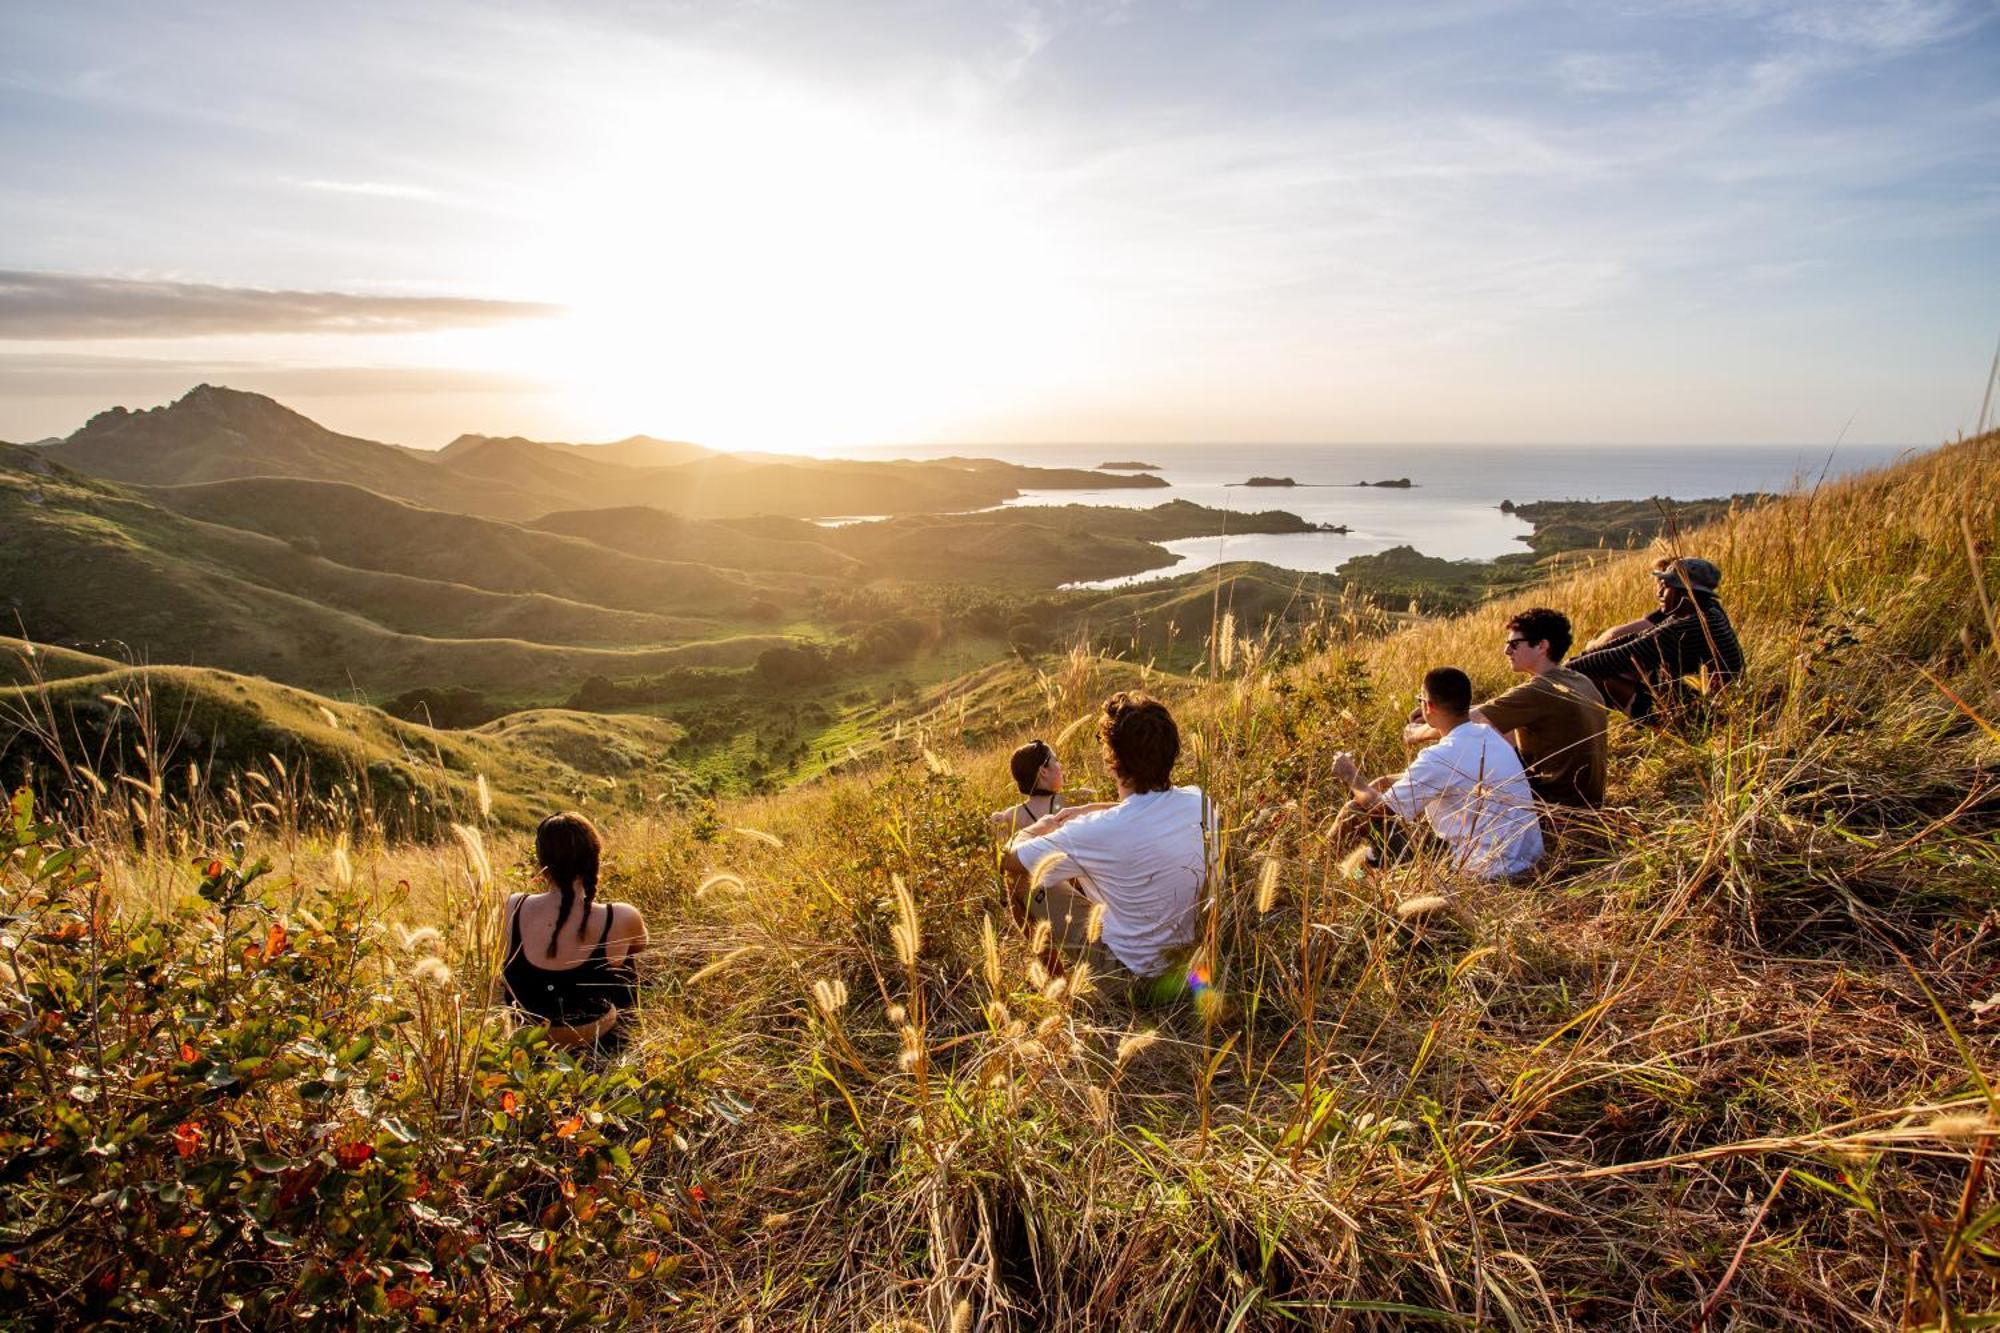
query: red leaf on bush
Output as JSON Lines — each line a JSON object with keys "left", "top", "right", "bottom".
{"left": 204, "top": 860, "right": 224, "bottom": 879}
{"left": 173, "top": 1120, "right": 203, "bottom": 1158}
{"left": 560, "top": 1178, "right": 577, "bottom": 1200}
{"left": 262, "top": 922, "right": 287, "bottom": 960}
{"left": 180, "top": 1042, "right": 197, "bottom": 1063}
{"left": 556, "top": 1115, "right": 582, "bottom": 1139}
{"left": 501, "top": 1090, "right": 517, "bottom": 1114}
{"left": 336, "top": 1141, "right": 374, "bottom": 1169}
{"left": 688, "top": 1184, "right": 707, "bottom": 1205}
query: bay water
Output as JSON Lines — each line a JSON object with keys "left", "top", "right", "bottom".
{"left": 850, "top": 441, "right": 1918, "bottom": 586}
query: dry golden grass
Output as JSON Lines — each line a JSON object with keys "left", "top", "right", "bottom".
{"left": 14, "top": 432, "right": 1998, "bottom": 1328}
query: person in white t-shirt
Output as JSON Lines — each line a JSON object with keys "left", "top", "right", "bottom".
{"left": 1002, "top": 691, "right": 1213, "bottom": 982}
{"left": 1330, "top": 666, "right": 1543, "bottom": 882}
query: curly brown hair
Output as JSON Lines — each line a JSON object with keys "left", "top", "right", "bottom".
{"left": 1098, "top": 690, "right": 1179, "bottom": 794}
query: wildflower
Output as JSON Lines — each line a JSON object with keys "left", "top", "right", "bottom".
{"left": 886, "top": 1003, "right": 907, "bottom": 1026}
{"left": 1027, "top": 959, "right": 1049, "bottom": 991}
{"left": 1042, "top": 976, "right": 1068, "bottom": 1002}
{"left": 397, "top": 925, "right": 442, "bottom": 954}
{"left": 173, "top": 1120, "right": 203, "bottom": 1158}
{"left": 1067, "top": 960, "right": 1095, "bottom": 1000}
{"left": 1396, "top": 895, "right": 1450, "bottom": 920}
{"left": 331, "top": 834, "right": 354, "bottom": 889}
{"left": 475, "top": 772, "right": 492, "bottom": 819}
{"left": 1085, "top": 901, "right": 1105, "bottom": 945}
{"left": 731, "top": 826, "right": 784, "bottom": 849}
{"left": 984, "top": 1000, "right": 1010, "bottom": 1028}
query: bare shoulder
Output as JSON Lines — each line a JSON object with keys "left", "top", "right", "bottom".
{"left": 608, "top": 900, "right": 649, "bottom": 939}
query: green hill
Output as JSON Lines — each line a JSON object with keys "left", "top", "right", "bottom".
{"left": 139, "top": 475, "right": 785, "bottom": 614}
{"left": 529, "top": 505, "right": 862, "bottom": 577}
{"left": 0, "top": 456, "right": 790, "bottom": 697}
{"left": 47, "top": 384, "right": 547, "bottom": 517}
{"left": 0, "top": 641, "right": 697, "bottom": 831}
{"left": 45, "top": 385, "right": 1170, "bottom": 522}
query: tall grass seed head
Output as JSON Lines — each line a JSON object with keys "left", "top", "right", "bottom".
{"left": 1256, "top": 856, "right": 1281, "bottom": 913}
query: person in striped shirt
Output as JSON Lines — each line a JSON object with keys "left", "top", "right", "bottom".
{"left": 1569, "top": 556, "right": 1744, "bottom": 725}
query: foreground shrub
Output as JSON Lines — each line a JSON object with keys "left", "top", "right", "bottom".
{"left": 0, "top": 789, "right": 702, "bottom": 1327}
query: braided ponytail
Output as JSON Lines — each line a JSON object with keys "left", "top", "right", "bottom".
{"left": 534, "top": 812, "right": 604, "bottom": 961}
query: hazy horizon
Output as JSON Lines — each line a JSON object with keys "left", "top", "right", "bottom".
{"left": 4, "top": 1, "right": 1997, "bottom": 451}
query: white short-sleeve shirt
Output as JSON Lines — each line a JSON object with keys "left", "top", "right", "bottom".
{"left": 1009, "top": 786, "right": 1212, "bottom": 977}
{"left": 1381, "top": 721, "right": 1543, "bottom": 879}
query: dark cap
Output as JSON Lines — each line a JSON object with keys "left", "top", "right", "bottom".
{"left": 1651, "top": 556, "right": 1721, "bottom": 594}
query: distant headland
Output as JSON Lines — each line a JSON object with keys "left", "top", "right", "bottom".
{"left": 1353, "top": 477, "right": 1414, "bottom": 488}
{"left": 1098, "top": 460, "right": 1162, "bottom": 471}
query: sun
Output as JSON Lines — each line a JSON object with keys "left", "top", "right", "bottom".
{"left": 437, "top": 55, "right": 1106, "bottom": 453}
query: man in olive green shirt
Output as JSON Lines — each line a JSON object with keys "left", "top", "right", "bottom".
{"left": 1404, "top": 607, "right": 1608, "bottom": 808}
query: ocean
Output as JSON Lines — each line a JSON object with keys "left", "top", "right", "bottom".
{"left": 848, "top": 441, "right": 1919, "bottom": 586}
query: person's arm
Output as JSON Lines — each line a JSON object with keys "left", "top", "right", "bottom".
{"left": 610, "top": 902, "right": 649, "bottom": 965}
{"left": 1330, "top": 752, "right": 1392, "bottom": 812}
{"left": 1576, "top": 616, "right": 1656, "bottom": 652}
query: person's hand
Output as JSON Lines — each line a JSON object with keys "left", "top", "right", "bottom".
{"left": 1021, "top": 813, "right": 1063, "bottom": 839}
{"left": 1401, "top": 721, "right": 1433, "bottom": 747}
{"left": 1330, "top": 751, "right": 1360, "bottom": 786}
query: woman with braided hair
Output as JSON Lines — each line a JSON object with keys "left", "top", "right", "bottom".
{"left": 500, "top": 812, "right": 649, "bottom": 1051}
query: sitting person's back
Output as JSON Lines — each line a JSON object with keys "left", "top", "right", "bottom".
{"left": 1332, "top": 667, "right": 1543, "bottom": 881}
{"left": 1005, "top": 692, "right": 1210, "bottom": 980}
{"left": 1381, "top": 716, "right": 1543, "bottom": 879}
{"left": 501, "top": 812, "right": 648, "bottom": 1050}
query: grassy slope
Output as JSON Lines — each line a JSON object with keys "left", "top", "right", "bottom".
{"left": 528, "top": 505, "right": 863, "bottom": 578}
{"left": 139, "top": 476, "right": 788, "bottom": 613}
{"left": 0, "top": 644, "right": 695, "bottom": 832}
{"left": 0, "top": 462, "right": 792, "bottom": 696}
{"left": 10, "top": 436, "right": 1996, "bottom": 1326}
{"left": 582, "top": 431, "right": 1996, "bottom": 1327}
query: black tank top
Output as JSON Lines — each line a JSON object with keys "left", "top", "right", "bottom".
{"left": 502, "top": 900, "right": 638, "bottom": 1027}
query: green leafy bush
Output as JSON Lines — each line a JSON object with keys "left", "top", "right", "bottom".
{"left": 0, "top": 788, "right": 701, "bottom": 1326}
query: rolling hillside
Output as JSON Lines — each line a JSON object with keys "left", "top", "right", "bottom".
{"left": 46, "top": 385, "right": 1167, "bottom": 521}
{"left": 0, "top": 451, "right": 791, "bottom": 696}
{"left": 0, "top": 638, "right": 696, "bottom": 830}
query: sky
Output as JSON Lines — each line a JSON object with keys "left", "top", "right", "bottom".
{"left": 1, "top": 0, "right": 1997, "bottom": 452}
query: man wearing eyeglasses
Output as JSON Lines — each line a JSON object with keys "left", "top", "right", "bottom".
{"left": 1403, "top": 607, "right": 1608, "bottom": 808}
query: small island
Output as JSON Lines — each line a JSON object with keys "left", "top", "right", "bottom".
{"left": 1353, "top": 477, "right": 1414, "bottom": 488}
{"left": 1242, "top": 476, "right": 1297, "bottom": 487}
{"left": 1098, "top": 460, "right": 1162, "bottom": 471}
